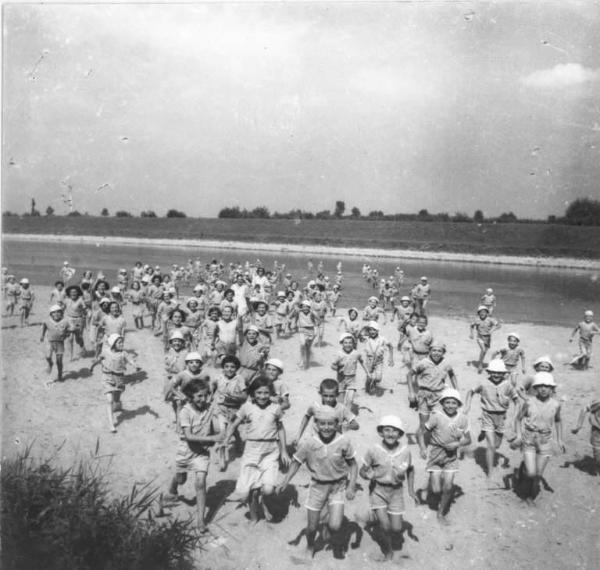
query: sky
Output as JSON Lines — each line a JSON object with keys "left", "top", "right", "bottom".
{"left": 2, "top": 1, "right": 600, "bottom": 218}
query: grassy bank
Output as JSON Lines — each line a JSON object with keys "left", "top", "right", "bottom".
{"left": 3, "top": 216, "right": 600, "bottom": 258}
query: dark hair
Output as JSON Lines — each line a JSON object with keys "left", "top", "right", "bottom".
{"left": 182, "top": 377, "right": 210, "bottom": 399}
{"left": 247, "top": 374, "right": 274, "bottom": 396}
{"left": 319, "top": 378, "right": 339, "bottom": 393}
{"left": 171, "top": 309, "right": 186, "bottom": 322}
{"left": 80, "top": 282, "right": 90, "bottom": 290}
{"left": 54, "top": 280, "right": 64, "bottom": 287}
{"left": 221, "top": 355, "right": 241, "bottom": 369}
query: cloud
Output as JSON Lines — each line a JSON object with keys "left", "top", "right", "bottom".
{"left": 521, "top": 63, "right": 599, "bottom": 88}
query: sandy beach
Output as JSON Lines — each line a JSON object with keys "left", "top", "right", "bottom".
{"left": 5, "top": 233, "right": 600, "bottom": 271}
{"left": 2, "top": 284, "right": 599, "bottom": 569}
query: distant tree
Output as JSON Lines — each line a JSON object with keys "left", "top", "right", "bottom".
{"left": 2, "top": 211, "right": 17, "bottom": 216}
{"left": 547, "top": 214, "right": 557, "bottom": 223}
{"left": 315, "top": 210, "right": 331, "bottom": 219}
{"left": 303, "top": 211, "right": 315, "bottom": 219}
{"left": 436, "top": 212, "right": 450, "bottom": 222}
{"left": 334, "top": 201, "right": 346, "bottom": 218}
{"left": 67, "top": 210, "right": 82, "bottom": 217}
{"left": 250, "top": 206, "right": 270, "bottom": 219}
{"left": 115, "top": 210, "right": 133, "bottom": 218}
{"left": 497, "top": 211, "right": 518, "bottom": 223}
{"left": 418, "top": 209, "right": 429, "bottom": 218}
{"left": 101, "top": 208, "right": 109, "bottom": 216}
{"left": 140, "top": 210, "right": 157, "bottom": 218}
{"left": 368, "top": 210, "right": 384, "bottom": 219}
{"left": 473, "top": 209, "right": 484, "bottom": 223}
{"left": 166, "top": 209, "right": 186, "bottom": 218}
{"left": 218, "top": 206, "right": 242, "bottom": 218}
{"left": 564, "top": 198, "right": 600, "bottom": 226}
{"left": 351, "top": 207, "right": 361, "bottom": 218}
{"left": 452, "top": 212, "right": 472, "bottom": 222}
{"left": 45, "top": 206, "right": 55, "bottom": 216}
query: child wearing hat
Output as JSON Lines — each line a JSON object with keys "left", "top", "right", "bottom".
{"left": 277, "top": 406, "right": 357, "bottom": 559}
{"left": 418, "top": 388, "right": 471, "bottom": 524}
{"left": 90, "top": 333, "right": 140, "bottom": 432}
{"left": 238, "top": 325, "right": 269, "bottom": 384}
{"left": 40, "top": 304, "right": 71, "bottom": 383}
{"left": 360, "top": 415, "right": 417, "bottom": 561}
{"left": 310, "top": 291, "right": 328, "bottom": 347}
{"left": 164, "top": 330, "right": 188, "bottom": 414}
{"left": 18, "top": 278, "right": 35, "bottom": 327}
{"left": 331, "top": 333, "right": 370, "bottom": 407}
{"left": 391, "top": 296, "right": 415, "bottom": 351}
{"left": 464, "top": 359, "right": 519, "bottom": 480}
{"left": 480, "top": 288, "right": 497, "bottom": 315}
{"left": 4, "top": 275, "right": 20, "bottom": 316}
{"left": 470, "top": 306, "right": 501, "bottom": 374}
{"left": 492, "top": 332, "right": 526, "bottom": 387}
{"left": 337, "top": 307, "right": 363, "bottom": 344}
{"left": 411, "top": 277, "right": 431, "bottom": 317}
{"left": 514, "top": 372, "right": 565, "bottom": 504}
{"left": 214, "top": 305, "right": 240, "bottom": 360}
{"left": 211, "top": 355, "right": 248, "bottom": 470}
{"left": 571, "top": 399, "right": 600, "bottom": 476}
{"left": 199, "top": 306, "right": 220, "bottom": 365}
{"left": 363, "top": 296, "right": 386, "bottom": 324}
{"left": 569, "top": 310, "right": 599, "bottom": 370}
{"left": 49, "top": 280, "right": 66, "bottom": 309}
{"left": 264, "top": 358, "right": 291, "bottom": 410}
{"left": 64, "top": 284, "right": 87, "bottom": 359}
{"left": 293, "top": 300, "right": 320, "bottom": 370}
{"left": 363, "top": 321, "right": 394, "bottom": 395}
{"left": 90, "top": 298, "right": 111, "bottom": 359}
{"left": 273, "top": 291, "right": 291, "bottom": 338}
{"left": 126, "top": 280, "right": 146, "bottom": 330}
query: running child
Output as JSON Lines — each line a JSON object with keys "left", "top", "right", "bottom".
{"left": 294, "top": 300, "right": 319, "bottom": 370}
{"left": 360, "top": 415, "right": 417, "bottom": 561}
{"left": 18, "top": 278, "right": 35, "bottom": 327}
{"left": 292, "top": 378, "right": 359, "bottom": 447}
{"left": 417, "top": 388, "right": 471, "bottom": 525}
{"left": 311, "top": 291, "right": 328, "bottom": 346}
{"left": 219, "top": 376, "right": 291, "bottom": 522}
{"left": 90, "top": 333, "right": 140, "bottom": 433}
{"left": 199, "top": 307, "right": 220, "bottom": 365}
{"left": 263, "top": 357, "right": 291, "bottom": 411}
{"left": 238, "top": 325, "right": 269, "bottom": 384}
{"left": 165, "top": 377, "right": 222, "bottom": 533}
{"left": 337, "top": 307, "right": 362, "bottom": 345}
{"left": 464, "top": 359, "right": 519, "bottom": 480}
{"left": 277, "top": 407, "right": 358, "bottom": 559}
{"left": 480, "top": 288, "right": 497, "bottom": 315}
{"left": 470, "top": 306, "right": 501, "bottom": 373}
{"left": 363, "top": 322, "right": 394, "bottom": 395}
{"left": 492, "top": 332, "right": 526, "bottom": 386}
{"left": 40, "top": 304, "right": 71, "bottom": 384}
{"left": 331, "top": 332, "right": 370, "bottom": 408}
{"left": 392, "top": 296, "right": 415, "bottom": 351}
{"left": 513, "top": 372, "right": 565, "bottom": 504}
{"left": 164, "top": 330, "right": 188, "bottom": 421}
{"left": 273, "top": 291, "right": 291, "bottom": 338}
{"left": 5, "top": 275, "right": 19, "bottom": 316}
{"left": 127, "top": 280, "right": 145, "bottom": 330}
{"left": 49, "top": 280, "right": 66, "bottom": 309}
{"left": 571, "top": 399, "right": 600, "bottom": 476}
{"left": 568, "top": 310, "right": 599, "bottom": 370}
{"left": 214, "top": 305, "right": 240, "bottom": 360}
{"left": 363, "top": 296, "right": 385, "bottom": 324}
{"left": 64, "top": 285, "right": 87, "bottom": 359}
{"left": 406, "top": 315, "right": 433, "bottom": 387}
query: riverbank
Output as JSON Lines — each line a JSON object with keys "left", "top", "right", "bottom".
{"left": 4, "top": 232, "right": 600, "bottom": 270}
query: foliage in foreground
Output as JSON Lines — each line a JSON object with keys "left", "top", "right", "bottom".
{"left": 1, "top": 445, "right": 198, "bottom": 570}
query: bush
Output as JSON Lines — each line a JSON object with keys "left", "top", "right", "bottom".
{"left": 1, "top": 445, "right": 199, "bottom": 570}
{"left": 115, "top": 210, "right": 133, "bottom": 218}
{"left": 564, "top": 198, "right": 600, "bottom": 226}
{"left": 166, "top": 209, "right": 186, "bottom": 218}
{"left": 101, "top": 208, "right": 109, "bottom": 216}
{"left": 141, "top": 210, "right": 157, "bottom": 218}
{"left": 2, "top": 211, "right": 18, "bottom": 216}
{"left": 496, "top": 211, "right": 517, "bottom": 223}
{"left": 452, "top": 212, "right": 472, "bottom": 223}
{"left": 67, "top": 210, "right": 82, "bottom": 217}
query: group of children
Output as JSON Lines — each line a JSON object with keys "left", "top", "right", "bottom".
{"left": 4, "top": 256, "right": 599, "bottom": 561}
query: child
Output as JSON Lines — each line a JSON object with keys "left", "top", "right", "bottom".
{"left": 569, "top": 310, "right": 599, "bottom": 370}
{"left": 96, "top": 301, "right": 126, "bottom": 349}
{"left": 392, "top": 296, "right": 415, "bottom": 351}
{"left": 571, "top": 399, "right": 600, "bottom": 476}
{"left": 363, "top": 296, "right": 385, "bottom": 324}
{"left": 263, "top": 357, "right": 291, "bottom": 410}
{"left": 331, "top": 333, "right": 370, "bottom": 408}
{"left": 277, "top": 408, "right": 358, "bottom": 559}
{"left": 214, "top": 305, "right": 240, "bottom": 360}
{"left": 480, "top": 288, "right": 497, "bottom": 315}
{"left": 470, "top": 306, "right": 501, "bottom": 373}
{"left": 40, "top": 304, "right": 70, "bottom": 383}
{"left": 165, "top": 377, "right": 222, "bottom": 533}
{"left": 492, "top": 332, "right": 526, "bottom": 386}
{"left": 464, "top": 359, "right": 519, "bottom": 480}
{"left": 248, "top": 301, "right": 273, "bottom": 346}
{"left": 182, "top": 297, "right": 203, "bottom": 350}
{"left": 238, "top": 325, "right": 269, "bottom": 384}
{"left": 514, "top": 372, "right": 565, "bottom": 504}
{"left": 127, "top": 280, "right": 145, "bottom": 330}
{"left": 273, "top": 291, "right": 290, "bottom": 338}
{"left": 220, "top": 288, "right": 238, "bottom": 317}
{"left": 64, "top": 285, "right": 87, "bottom": 359}
{"left": 156, "top": 290, "right": 178, "bottom": 343}
{"left": 417, "top": 388, "right": 471, "bottom": 524}
{"left": 411, "top": 276, "right": 431, "bottom": 317}
{"left": 90, "top": 334, "right": 140, "bottom": 432}
{"left": 199, "top": 307, "right": 220, "bottom": 365}
{"left": 165, "top": 352, "right": 209, "bottom": 432}
{"left": 363, "top": 322, "right": 394, "bottom": 395}
{"left": 49, "top": 280, "right": 66, "bottom": 309}
{"left": 337, "top": 307, "right": 362, "bottom": 344}
{"left": 327, "top": 284, "right": 341, "bottom": 317}
{"left": 164, "top": 331, "right": 188, "bottom": 415}
{"left": 219, "top": 376, "right": 291, "bottom": 522}
{"left": 294, "top": 300, "right": 320, "bottom": 370}
{"left": 164, "top": 309, "right": 192, "bottom": 352}
{"left": 91, "top": 298, "right": 111, "bottom": 359}
{"left": 410, "top": 343, "right": 457, "bottom": 440}
{"left": 360, "top": 415, "right": 417, "bottom": 561}
{"left": 18, "top": 278, "right": 35, "bottom": 327}
{"left": 4, "top": 275, "right": 19, "bottom": 316}
{"left": 211, "top": 355, "right": 248, "bottom": 470}
{"left": 292, "top": 378, "right": 358, "bottom": 447}
{"left": 311, "top": 291, "right": 328, "bottom": 346}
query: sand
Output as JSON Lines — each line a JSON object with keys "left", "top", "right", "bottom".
{"left": 2, "top": 287, "right": 599, "bottom": 569}
{"left": 5, "top": 233, "right": 600, "bottom": 270}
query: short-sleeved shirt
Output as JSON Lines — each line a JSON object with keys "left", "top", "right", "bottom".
{"left": 577, "top": 321, "right": 600, "bottom": 342}
{"left": 100, "top": 315, "right": 126, "bottom": 338}
{"left": 236, "top": 401, "right": 282, "bottom": 440}
{"left": 164, "top": 348, "right": 187, "bottom": 376}
{"left": 472, "top": 317, "right": 498, "bottom": 336}
{"left": 407, "top": 327, "right": 433, "bottom": 354}
{"left": 476, "top": 380, "right": 518, "bottom": 412}
{"left": 45, "top": 317, "right": 70, "bottom": 342}
{"left": 64, "top": 297, "right": 86, "bottom": 319}
{"left": 294, "top": 433, "right": 356, "bottom": 481}
{"left": 395, "top": 305, "right": 414, "bottom": 327}
{"left": 414, "top": 357, "right": 453, "bottom": 391}
{"left": 102, "top": 350, "right": 130, "bottom": 375}
{"left": 522, "top": 396, "right": 560, "bottom": 434}
{"left": 272, "top": 379, "right": 289, "bottom": 399}
{"left": 362, "top": 444, "right": 412, "bottom": 484}
{"left": 332, "top": 349, "right": 362, "bottom": 376}
{"left": 425, "top": 410, "right": 470, "bottom": 448}
{"left": 179, "top": 403, "right": 216, "bottom": 454}
{"left": 364, "top": 336, "right": 389, "bottom": 362}
{"left": 496, "top": 347, "right": 525, "bottom": 368}
{"left": 217, "top": 318, "right": 238, "bottom": 344}
{"left": 305, "top": 401, "right": 355, "bottom": 434}
{"left": 172, "top": 370, "right": 209, "bottom": 394}
{"left": 214, "top": 374, "right": 247, "bottom": 407}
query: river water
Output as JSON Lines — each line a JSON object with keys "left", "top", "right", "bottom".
{"left": 2, "top": 239, "right": 598, "bottom": 327}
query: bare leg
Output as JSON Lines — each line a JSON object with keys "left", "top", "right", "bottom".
{"left": 106, "top": 394, "right": 117, "bottom": 432}
{"left": 195, "top": 472, "right": 208, "bottom": 532}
